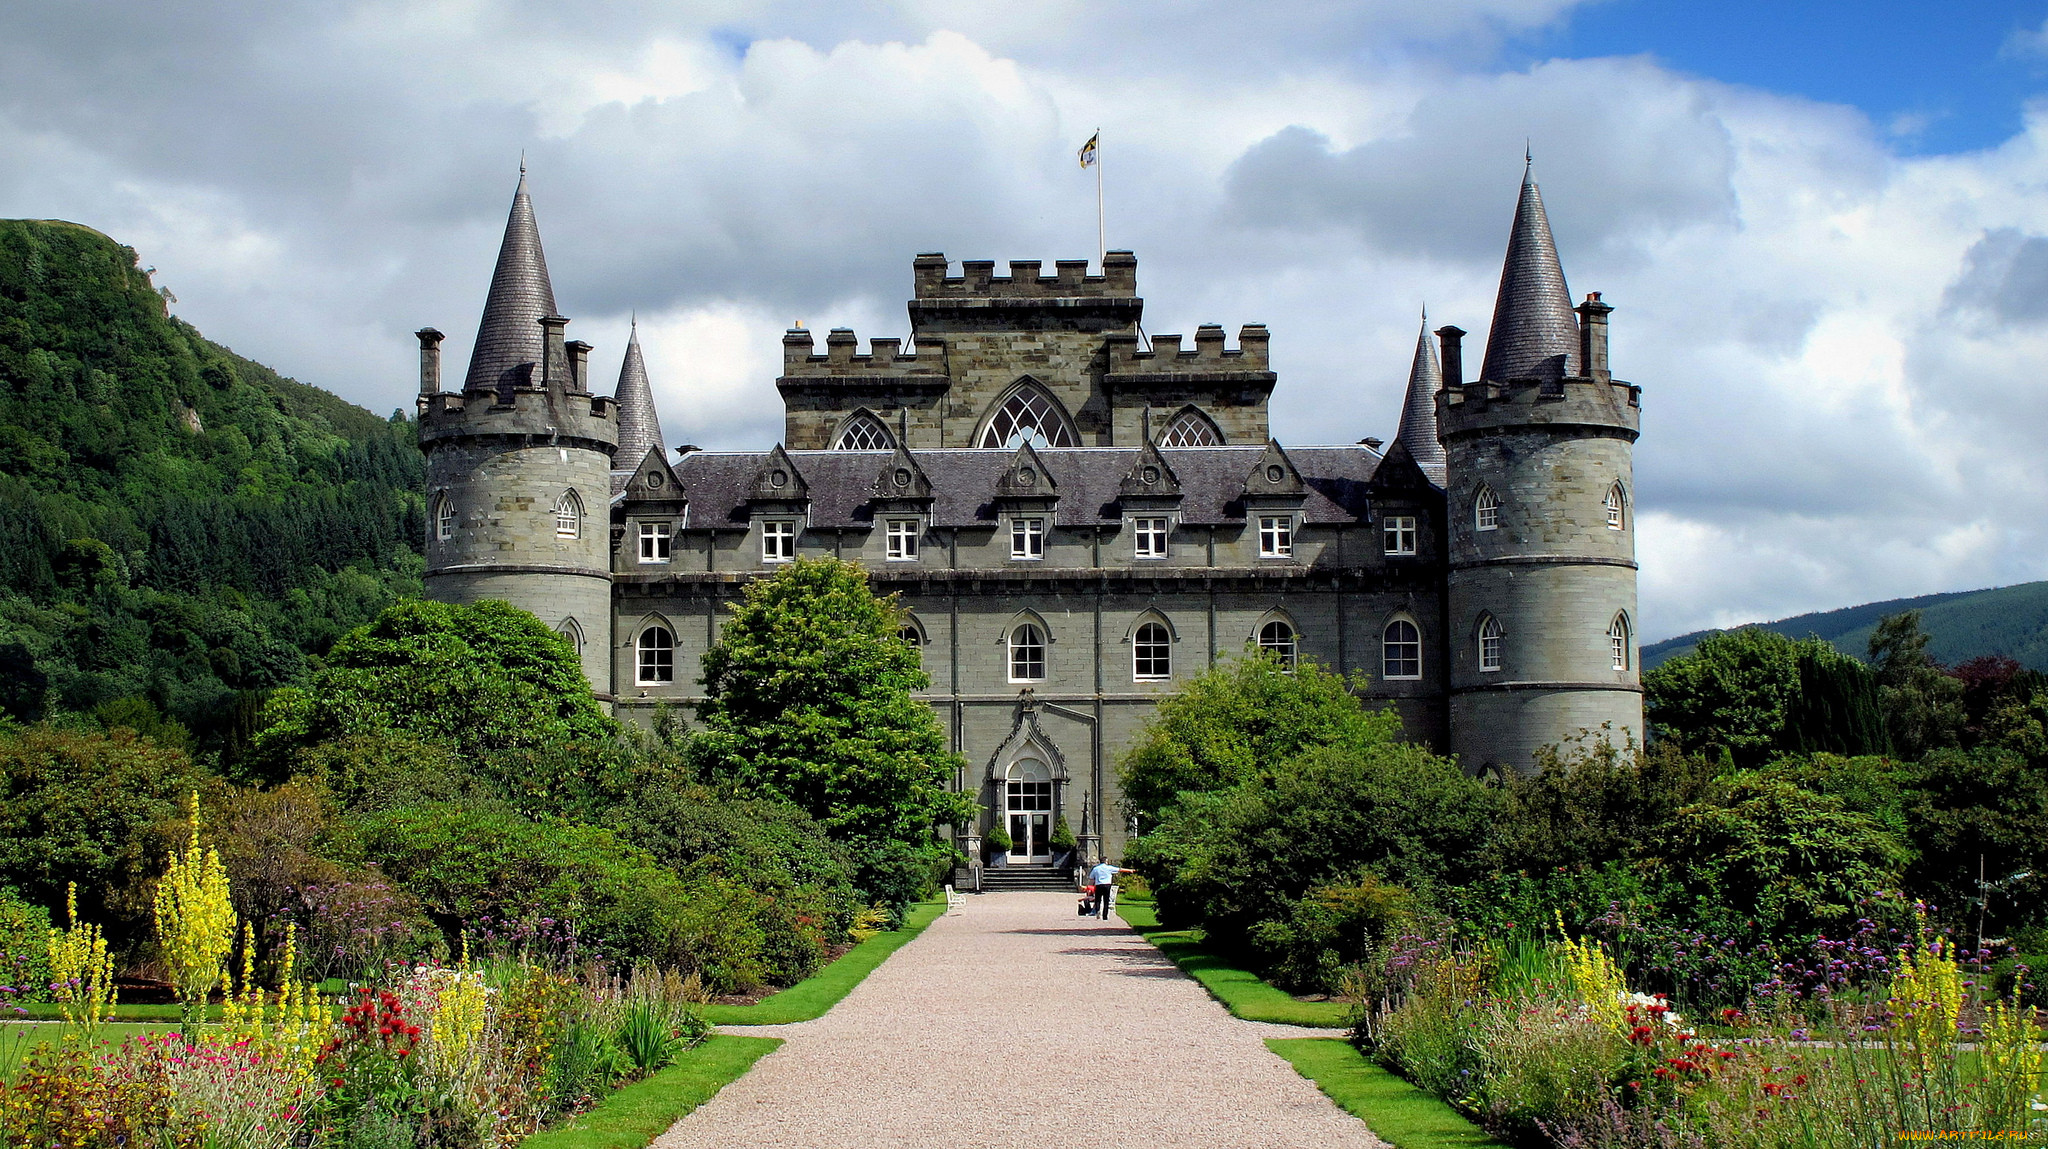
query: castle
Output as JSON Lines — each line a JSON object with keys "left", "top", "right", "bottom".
{"left": 414, "top": 163, "right": 1643, "bottom": 864}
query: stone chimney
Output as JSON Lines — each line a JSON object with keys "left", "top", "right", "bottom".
{"left": 1575, "top": 293, "right": 1612, "bottom": 380}
{"left": 416, "top": 328, "right": 444, "bottom": 396}
{"left": 1436, "top": 325, "right": 1466, "bottom": 389}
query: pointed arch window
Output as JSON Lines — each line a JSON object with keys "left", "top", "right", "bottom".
{"left": 434, "top": 495, "right": 455, "bottom": 541}
{"left": 980, "top": 383, "right": 1079, "bottom": 449}
{"left": 556, "top": 618, "right": 584, "bottom": 657}
{"left": 554, "top": 490, "right": 583, "bottom": 539}
{"left": 1475, "top": 485, "right": 1499, "bottom": 532}
{"left": 1477, "top": 614, "right": 1503, "bottom": 673}
{"left": 1604, "top": 482, "right": 1627, "bottom": 531}
{"left": 1256, "top": 620, "right": 1298, "bottom": 669}
{"left": 1383, "top": 618, "right": 1422, "bottom": 680}
{"left": 1009, "top": 622, "right": 1047, "bottom": 682}
{"left": 1133, "top": 621, "right": 1171, "bottom": 681}
{"left": 1157, "top": 406, "right": 1223, "bottom": 447}
{"left": 834, "top": 413, "right": 895, "bottom": 451}
{"left": 1609, "top": 613, "right": 1631, "bottom": 671}
{"left": 637, "top": 625, "right": 674, "bottom": 684}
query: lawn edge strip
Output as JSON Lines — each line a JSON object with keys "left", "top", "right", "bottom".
{"left": 1116, "top": 900, "right": 1349, "bottom": 1028}
{"left": 1265, "top": 1037, "right": 1507, "bottom": 1149}
{"left": 702, "top": 900, "right": 944, "bottom": 1026}
{"left": 522, "top": 1034, "right": 782, "bottom": 1149}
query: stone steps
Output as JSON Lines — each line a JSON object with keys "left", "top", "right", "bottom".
{"left": 972, "top": 865, "right": 1080, "bottom": 893}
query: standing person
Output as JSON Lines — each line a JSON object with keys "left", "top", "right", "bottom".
{"left": 1087, "top": 858, "right": 1132, "bottom": 921}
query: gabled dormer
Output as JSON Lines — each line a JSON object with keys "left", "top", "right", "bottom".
{"left": 1117, "top": 438, "right": 1183, "bottom": 508}
{"left": 747, "top": 444, "right": 810, "bottom": 507}
{"left": 994, "top": 440, "right": 1059, "bottom": 509}
{"left": 1240, "top": 439, "right": 1306, "bottom": 506}
{"left": 620, "top": 446, "right": 685, "bottom": 506}
{"left": 870, "top": 444, "right": 934, "bottom": 509}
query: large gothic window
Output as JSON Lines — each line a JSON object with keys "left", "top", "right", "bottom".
{"left": 554, "top": 490, "right": 583, "bottom": 539}
{"left": 1157, "top": 406, "right": 1223, "bottom": 447}
{"left": 834, "top": 413, "right": 895, "bottom": 450}
{"left": 979, "top": 383, "right": 1079, "bottom": 449}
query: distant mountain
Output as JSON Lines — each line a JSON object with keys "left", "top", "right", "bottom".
{"left": 1642, "top": 581, "right": 2048, "bottom": 670}
{"left": 0, "top": 218, "right": 424, "bottom": 757}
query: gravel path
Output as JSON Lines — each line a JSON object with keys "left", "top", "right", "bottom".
{"left": 652, "top": 892, "right": 1385, "bottom": 1149}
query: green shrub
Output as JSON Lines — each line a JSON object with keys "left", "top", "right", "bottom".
{"left": 1248, "top": 875, "right": 1414, "bottom": 994}
{"left": 0, "top": 885, "right": 53, "bottom": 1005}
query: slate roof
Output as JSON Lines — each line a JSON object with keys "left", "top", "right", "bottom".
{"left": 614, "top": 322, "right": 667, "bottom": 462}
{"left": 659, "top": 445, "right": 1386, "bottom": 529}
{"left": 1395, "top": 314, "right": 1448, "bottom": 484}
{"left": 463, "top": 171, "right": 558, "bottom": 393}
{"left": 1478, "top": 163, "right": 1578, "bottom": 383}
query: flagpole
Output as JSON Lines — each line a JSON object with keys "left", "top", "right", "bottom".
{"left": 1095, "top": 127, "right": 1105, "bottom": 269}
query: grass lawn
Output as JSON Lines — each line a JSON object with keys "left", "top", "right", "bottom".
{"left": 522, "top": 1035, "right": 781, "bottom": 1149}
{"left": 1116, "top": 900, "right": 1350, "bottom": 1028}
{"left": 12, "top": 1003, "right": 212, "bottom": 1022}
{"left": 0, "top": 1022, "right": 183, "bottom": 1071}
{"left": 1267, "top": 1037, "right": 1506, "bottom": 1149}
{"left": 702, "top": 900, "right": 944, "bottom": 1026}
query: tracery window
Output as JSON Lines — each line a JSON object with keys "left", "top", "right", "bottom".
{"left": 1157, "top": 407, "right": 1223, "bottom": 447}
{"left": 1609, "top": 613, "right": 1631, "bottom": 671}
{"left": 434, "top": 495, "right": 455, "bottom": 541}
{"left": 1475, "top": 485, "right": 1499, "bottom": 532}
{"left": 1009, "top": 623, "right": 1047, "bottom": 682}
{"left": 834, "top": 413, "right": 895, "bottom": 450}
{"left": 1256, "top": 620, "right": 1298, "bottom": 669}
{"left": 554, "top": 491, "right": 582, "bottom": 539}
{"left": 1383, "top": 618, "right": 1422, "bottom": 680}
{"left": 1605, "top": 483, "right": 1627, "bottom": 531}
{"left": 1133, "top": 621, "right": 1171, "bottom": 681}
{"left": 1478, "top": 615, "right": 1502, "bottom": 673}
{"left": 637, "top": 626, "right": 674, "bottom": 684}
{"left": 979, "top": 384, "right": 1079, "bottom": 449}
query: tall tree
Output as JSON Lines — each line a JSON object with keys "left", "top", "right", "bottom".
{"left": 1869, "top": 610, "right": 1965, "bottom": 760}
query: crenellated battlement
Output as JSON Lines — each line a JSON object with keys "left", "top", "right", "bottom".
{"left": 417, "top": 386, "right": 618, "bottom": 451}
{"left": 912, "top": 251, "right": 1139, "bottom": 298}
{"left": 1105, "top": 324, "right": 1271, "bottom": 373}
{"left": 1437, "top": 375, "right": 1640, "bottom": 440}
{"left": 780, "top": 327, "right": 947, "bottom": 377}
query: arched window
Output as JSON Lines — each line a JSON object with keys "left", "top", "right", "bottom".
{"left": 434, "top": 495, "right": 455, "bottom": 541}
{"left": 1477, "top": 614, "right": 1502, "bottom": 673}
{"left": 1604, "top": 482, "right": 1626, "bottom": 531}
{"left": 979, "top": 383, "right": 1079, "bottom": 449}
{"left": 1609, "top": 613, "right": 1631, "bottom": 671}
{"left": 834, "top": 412, "right": 895, "bottom": 450}
{"left": 1133, "top": 621, "right": 1171, "bottom": 681}
{"left": 1474, "top": 485, "right": 1499, "bottom": 532}
{"left": 554, "top": 490, "right": 583, "bottom": 539}
{"left": 1008, "top": 622, "right": 1047, "bottom": 682}
{"left": 636, "top": 626, "right": 674, "bottom": 684}
{"left": 1383, "top": 618, "right": 1422, "bottom": 680}
{"left": 1157, "top": 406, "right": 1223, "bottom": 447}
{"left": 1256, "top": 620, "right": 1298, "bottom": 669}
{"left": 556, "top": 618, "right": 584, "bottom": 657}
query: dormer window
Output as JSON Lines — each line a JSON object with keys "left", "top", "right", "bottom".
{"left": 886, "top": 519, "right": 921, "bottom": 561}
{"left": 638, "top": 522, "right": 671, "bottom": 564}
{"left": 1383, "top": 515, "right": 1418, "bottom": 555}
{"left": 1010, "top": 517, "right": 1045, "bottom": 560}
{"left": 762, "top": 521, "right": 796, "bottom": 563}
{"left": 1258, "top": 516, "right": 1292, "bottom": 559}
{"left": 1132, "top": 517, "right": 1169, "bottom": 560}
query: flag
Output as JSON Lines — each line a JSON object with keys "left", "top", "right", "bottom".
{"left": 1078, "top": 132, "right": 1098, "bottom": 168}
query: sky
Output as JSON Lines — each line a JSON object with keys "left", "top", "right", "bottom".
{"left": 6, "top": 0, "right": 2048, "bottom": 642}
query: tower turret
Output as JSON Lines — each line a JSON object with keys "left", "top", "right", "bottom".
{"left": 614, "top": 319, "right": 668, "bottom": 463}
{"left": 1393, "top": 310, "right": 1447, "bottom": 486}
{"left": 416, "top": 170, "right": 619, "bottom": 699}
{"left": 1439, "top": 162, "right": 1643, "bottom": 774}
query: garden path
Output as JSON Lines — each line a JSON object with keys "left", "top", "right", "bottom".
{"left": 652, "top": 892, "right": 1385, "bottom": 1149}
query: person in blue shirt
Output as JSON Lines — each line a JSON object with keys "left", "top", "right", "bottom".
{"left": 1086, "top": 858, "right": 1133, "bottom": 920}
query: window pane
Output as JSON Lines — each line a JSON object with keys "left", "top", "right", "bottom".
{"left": 1134, "top": 622, "right": 1170, "bottom": 679}
{"left": 1384, "top": 619, "right": 1421, "bottom": 678}
{"left": 1010, "top": 623, "right": 1046, "bottom": 681}
{"left": 1157, "top": 408, "right": 1222, "bottom": 447}
{"left": 1257, "top": 621, "right": 1297, "bottom": 669}
{"left": 980, "top": 385, "right": 1079, "bottom": 449}
{"left": 835, "top": 415, "right": 895, "bottom": 450}
{"left": 637, "top": 626, "right": 675, "bottom": 684}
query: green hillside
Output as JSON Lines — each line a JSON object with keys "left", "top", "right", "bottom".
{"left": 1643, "top": 580, "right": 2048, "bottom": 670}
{"left": 0, "top": 218, "right": 424, "bottom": 764}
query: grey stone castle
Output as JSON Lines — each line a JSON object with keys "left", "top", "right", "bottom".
{"left": 415, "top": 164, "right": 1644, "bottom": 863}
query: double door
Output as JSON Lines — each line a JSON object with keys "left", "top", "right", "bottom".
{"left": 1006, "top": 779, "right": 1053, "bottom": 860}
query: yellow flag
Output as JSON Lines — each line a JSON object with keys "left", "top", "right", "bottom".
{"left": 1078, "top": 132, "right": 1099, "bottom": 168}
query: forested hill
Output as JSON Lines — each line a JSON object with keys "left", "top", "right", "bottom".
{"left": 1643, "top": 580, "right": 2048, "bottom": 670}
{"left": 0, "top": 218, "right": 425, "bottom": 765}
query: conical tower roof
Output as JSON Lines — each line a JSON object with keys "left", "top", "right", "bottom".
{"left": 463, "top": 169, "right": 559, "bottom": 393}
{"left": 1478, "top": 160, "right": 1577, "bottom": 383}
{"left": 1395, "top": 312, "right": 1447, "bottom": 483}
{"left": 614, "top": 320, "right": 668, "bottom": 462}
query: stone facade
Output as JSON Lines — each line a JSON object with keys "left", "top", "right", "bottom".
{"left": 417, "top": 166, "right": 1646, "bottom": 867}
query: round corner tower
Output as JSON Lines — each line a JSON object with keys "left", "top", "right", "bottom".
{"left": 1440, "top": 166, "right": 1643, "bottom": 775}
{"left": 415, "top": 173, "right": 618, "bottom": 700}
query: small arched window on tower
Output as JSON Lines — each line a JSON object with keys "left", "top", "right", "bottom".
{"left": 834, "top": 412, "right": 895, "bottom": 451}
{"left": 1133, "top": 621, "right": 1171, "bottom": 681}
{"left": 1009, "top": 622, "right": 1047, "bottom": 683}
{"left": 434, "top": 494, "right": 455, "bottom": 542}
{"left": 1383, "top": 618, "right": 1422, "bottom": 680}
{"left": 1604, "top": 482, "right": 1627, "bottom": 531}
{"left": 555, "top": 618, "right": 584, "bottom": 658}
{"left": 637, "top": 626, "right": 675, "bottom": 685}
{"left": 1609, "top": 613, "right": 1631, "bottom": 671}
{"left": 1256, "top": 620, "right": 1298, "bottom": 670}
{"left": 1157, "top": 406, "right": 1224, "bottom": 447}
{"left": 980, "top": 383, "right": 1079, "bottom": 449}
{"left": 1474, "top": 485, "right": 1499, "bottom": 532}
{"left": 1477, "top": 614, "right": 1503, "bottom": 673}
{"left": 554, "top": 490, "right": 583, "bottom": 539}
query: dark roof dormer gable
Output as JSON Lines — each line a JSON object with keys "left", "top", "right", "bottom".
{"left": 1241, "top": 440, "right": 1307, "bottom": 505}
{"left": 1118, "top": 438, "right": 1183, "bottom": 505}
{"left": 994, "top": 440, "right": 1060, "bottom": 507}
{"left": 622, "top": 445, "right": 685, "bottom": 505}
{"left": 747, "top": 444, "right": 810, "bottom": 505}
{"left": 870, "top": 444, "right": 934, "bottom": 506}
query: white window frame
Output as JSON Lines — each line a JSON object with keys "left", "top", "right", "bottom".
{"left": 1478, "top": 615, "right": 1502, "bottom": 673}
{"left": 1008, "top": 622, "right": 1047, "bottom": 682}
{"left": 636, "top": 626, "right": 675, "bottom": 685}
{"left": 554, "top": 492, "right": 582, "bottom": 539}
{"left": 1256, "top": 620, "right": 1298, "bottom": 670}
{"left": 1132, "top": 621, "right": 1171, "bottom": 681}
{"left": 1610, "top": 614, "right": 1631, "bottom": 671}
{"left": 1257, "top": 515, "right": 1293, "bottom": 559}
{"left": 1605, "top": 483, "right": 1626, "bottom": 531}
{"left": 761, "top": 520, "right": 797, "bottom": 564}
{"left": 886, "top": 519, "right": 921, "bottom": 561}
{"left": 1010, "top": 517, "right": 1045, "bottom": 561}
{"left": 1475, "top": 486, "right": 1499, "bottom": 532}
{"left": 1132, "top": 516, "right": 1170, "bottom": 560}
{"left": 638, "top": 521, "right": 671, "bottom": 564}
{"left": 1383, "top": 618, "right": 1422, "bottom": 680}
{"left": 435, "top": 496, "right": 455, "bottom": 542}
{"left": 1383, "top": 515, "right": 1418, "bottom": 556}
